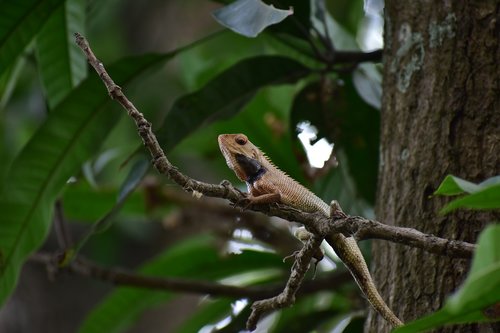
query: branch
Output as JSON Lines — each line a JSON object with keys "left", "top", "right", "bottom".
{"left": 29, "top": 252, "right": 351, "bottom": 300}
{"left": 74, "top": 31, "right": 476, "bottom": 330}
{"left": 333, "top": 49, "right": 383, "bottom": 64}
{"left": 74, "top": 33, "right": 475, "bottom": 258}
{"left": 331, "top": 215, "right": 476, "bottom": 259}
{"left": 246, "top": 234, "right": 324, "bottom": 331}
{"left": 74, "top": 33, "right": 243, "bottom": 203}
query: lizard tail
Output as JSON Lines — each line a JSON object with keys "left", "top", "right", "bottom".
{"left": 326, "top": 234, "right": 404, "bottom": 328}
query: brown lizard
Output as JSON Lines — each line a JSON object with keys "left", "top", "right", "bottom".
{"left": 218, "top": 133, "right": 403, "bottom": 328}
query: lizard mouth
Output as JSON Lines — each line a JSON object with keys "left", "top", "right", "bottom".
{"left": 218, "top": 135, "right": 235, "bottom": 170}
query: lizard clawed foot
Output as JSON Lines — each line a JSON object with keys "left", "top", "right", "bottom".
{"left": 282, "top": 251, "right": 300, "bottom": 263}
{"left": 283, "top": 250, "right": 321, "bottom": 279}
{"left": 283, "top": 251, "right": 302, "bottom": 272}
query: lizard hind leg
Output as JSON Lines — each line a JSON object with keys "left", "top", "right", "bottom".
{"left": 247, "top": 192, "right": 281, "bottom": 206}
{"left": 233, "top": 192, "right": 281, "bottom": 211}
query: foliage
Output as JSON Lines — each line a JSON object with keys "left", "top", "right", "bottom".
{"left": 0, "top": 0, "right": 496, "bottom": 332}
{"left": 434, "top": 175, "right": 500, "bottom": 214}
{"left": 391, "top": 176, "right": 500, "bottom": 332}
{"left": 394, "top": 224, "right": 500, "bottom": 333}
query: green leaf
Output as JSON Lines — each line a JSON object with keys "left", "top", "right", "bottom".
{"left": 0, "top": 0, "right": 66, "bottom": 78}
{"left": 62, "top": 182, "right": 146, "bottom": 222}
{"left": 156, "top": 55, "right": 309, "bottom": 152}
{"left": 0, "top": 52, "right": 177, "bottom": 306}
{"left": 394, "top": 225, "right": 500, "bottom": 333}
{"left": 71, "top": 158, "right": 152, "bottom": 257}
{"left": 0, "top": 56, "right": 25, "bottom": 108}
{"left": 447, "top": 225, "right": 500, "bottom": 313}
{"left": 216, "top": 303, "right": 252, "bottom": 333}
{"left": 479, "top": 176, "right": 500, "bottom": 188}
{"left": 434, "top": 175, "right": 482, "bottom": 196}
{"left": 315, "top": 154, "right": 372, "bottom": 216}
{"left": 440, "top": 184, "right": 500, "bottom": 214}
{"left": 434, "top": 175, "right": 500, "bottom": 214}
{"left": 273, "top": 294, "right": 349, "bottom": 333}
{"left": 325, "top": 0, "right": 365, "bottom": 35}
{"left": 269, "top": 33, "right": 320, "bottom": 63}
{"left": 78, "top": 236, "right": 285, "bottom": 333}
{"left": 175, "top": 298, "right": 233, "bottom": 333}
{"left": 212, "top": 0, "right": 293, "bottom": 38}
{"left": 339, "top": 315, "right": 366, "bottom": 333}
{"left": 36, "top": 0, "right": 87, "bottom": 108}
{"left": 310, "top": 0, "right": 358, "bottom": 50}
{"left": 117, "top": 158, "right": 150, "bottom": 203}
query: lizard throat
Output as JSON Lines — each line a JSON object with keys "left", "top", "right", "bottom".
{"left": 234, "top": 153, "right": 267, "bottom": 184}
{"left": 246, "top": 167, "right": 266, "bottom": 184}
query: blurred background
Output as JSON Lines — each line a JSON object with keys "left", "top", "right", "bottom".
{"left": 0, "top": 0, "right": 385, "bottom": 332}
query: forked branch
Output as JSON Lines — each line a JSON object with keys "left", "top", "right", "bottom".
{"left": 74, "top": 32, "right": 476, "bottom": 331}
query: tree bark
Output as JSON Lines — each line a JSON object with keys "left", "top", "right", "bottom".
{"left": 368, "top": 1, "right": 499, "bottom": 332}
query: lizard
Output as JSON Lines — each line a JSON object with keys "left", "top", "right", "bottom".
{"left": 218, "top": 133, "right": 403, "bottom": 328}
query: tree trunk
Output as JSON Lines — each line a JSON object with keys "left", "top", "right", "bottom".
{"left": 368, "top": 1, "right": 499, "bottom": 332}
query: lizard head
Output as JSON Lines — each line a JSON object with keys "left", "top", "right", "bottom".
{"left": 218, "top": 133, "right": 263, "bottom": 181}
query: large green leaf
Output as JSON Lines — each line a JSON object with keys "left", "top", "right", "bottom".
{"left": 435, "top": 175, "right": 484, "bottom": 196}
{"left": 434, "top": 175, "right": 500, "bottom": 214}
{"left": 0, "top": 52, "right": 177, "bottom": 306}
{"left": 78, "top": 235, "right": 285, "bottom": 333}
{"left": 0, "top": 0, "right": 66, "bottom": 78}
{"left": 156, "top": 55, "right": 309, "bottom": 152}
{"left": 36, "top": 0, "right": 86, "bottom": 108}
{"left": 0, "top": 56, "right": 26, "bottom": 109}
{"left": 394, "top": 224, "right": 500, "bottom": 333}
{"left": 440, "top": 185, "right": 500, "bottom": 214}
{"left": 62, "top": 182, "right": 147, "bottom": 222}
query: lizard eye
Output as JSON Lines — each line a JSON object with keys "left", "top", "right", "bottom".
{"left": 235, "top": 136, "right": 247, "bottom": 145}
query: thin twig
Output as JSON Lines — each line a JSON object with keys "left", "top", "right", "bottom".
{"left": 29, "top": 252, "right": 351, "bottom": 300}
{"left": 246, "top": 234, "right": 324, "bottom": 330}
{"left": 330, "top": 215, "right": 476, "bottom": 259}
{"left": 334, "top": 49, "right": 383, "bottom": 63}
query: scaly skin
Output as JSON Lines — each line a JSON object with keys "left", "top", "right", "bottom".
{"left": 218, "top": 133, "right": 403, "bottom": 328}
